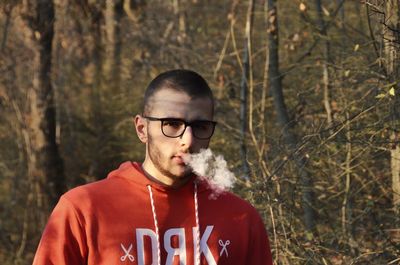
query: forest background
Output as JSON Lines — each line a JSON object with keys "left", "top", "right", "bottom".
{"left": 0, "top": 0, "right": 399, "bottom": 264}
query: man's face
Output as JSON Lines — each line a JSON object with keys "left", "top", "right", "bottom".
{"left": 135, "top": 88, "right": 214, "bottom": 187}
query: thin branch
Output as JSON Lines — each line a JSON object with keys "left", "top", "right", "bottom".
{"left": 213, "top": 29, "right": 231, "bottom": 79}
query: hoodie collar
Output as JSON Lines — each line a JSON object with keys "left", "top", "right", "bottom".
{"left": 107, "top": 161, "right": 208, "bottom": 193}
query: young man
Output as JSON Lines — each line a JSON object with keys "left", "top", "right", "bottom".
{"left": 33, "top": 69, "right": 273, "bottom": 265}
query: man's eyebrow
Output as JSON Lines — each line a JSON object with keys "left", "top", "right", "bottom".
{"left": 160, "top": 117, "right": 185, "bottom": 120}
{"left": 162, "top": 117, "right": 214, "bottom": 122}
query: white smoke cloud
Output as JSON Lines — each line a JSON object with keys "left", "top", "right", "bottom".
{"left": 184, "top": 149, "right": 236, "bottom": 199}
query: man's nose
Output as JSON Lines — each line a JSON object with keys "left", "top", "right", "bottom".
{"left": 180, "top": 126, "right": 194, "bottom": 147}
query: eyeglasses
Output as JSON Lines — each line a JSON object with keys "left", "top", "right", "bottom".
{"left": 143, "top": 116, "right": 217, "bottom": 139}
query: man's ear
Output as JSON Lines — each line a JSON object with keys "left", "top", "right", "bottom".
{"left": 134, "top": 115, "right": 147, "bottom": 143}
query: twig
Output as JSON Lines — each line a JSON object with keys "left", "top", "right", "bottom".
{"left": 213, "top": 29, "right": 231, "bottom": 79}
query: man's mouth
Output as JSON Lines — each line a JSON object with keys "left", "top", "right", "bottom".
{"left": 173, "top": 153, "right": 191, "bottom": 165}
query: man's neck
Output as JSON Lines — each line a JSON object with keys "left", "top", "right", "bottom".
{"left": 141, "top": 162, "right": 192, "bottom": 188}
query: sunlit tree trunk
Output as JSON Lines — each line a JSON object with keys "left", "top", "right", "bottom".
{"left": 383, "top": 0, "right": 400, "bottom": 241}
{"left": 19, "top": 0, "right": 64, "bottom": 211}
{"left": 12, "top": 4, "right": 64, "bottom": 259}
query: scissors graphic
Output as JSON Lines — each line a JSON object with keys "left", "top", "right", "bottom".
{"left": 219, "top": 239, "right": 230, "bottom": 257}
{"left": 120, "top": 243, "right": 135, "bottom": 262}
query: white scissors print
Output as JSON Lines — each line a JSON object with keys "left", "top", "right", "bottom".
{"left": 120, "top": 243, "right": 135, "bottom": 262}
{"left": 219, "top": 239, "right": 230, "bottom": 257}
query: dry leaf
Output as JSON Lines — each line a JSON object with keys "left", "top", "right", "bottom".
{"left": 322, "top": 6, "right": 330, "bottom": 16}
{"left": 389, "top": 87, "right": 395, "bottom": 96}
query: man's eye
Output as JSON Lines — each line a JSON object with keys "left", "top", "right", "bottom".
{"left": 192, "top": 122, "right": 209, "bottom": 130}
{"left": 163, "top": 120, "right": 182, "bottom": 128}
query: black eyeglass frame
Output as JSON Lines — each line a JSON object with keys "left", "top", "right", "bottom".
{"left": 143, "top": 116, "right": 217, "bottom": 140}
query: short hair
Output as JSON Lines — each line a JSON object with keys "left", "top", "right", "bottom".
{"left": 143, "top": 69, "right": 214, "bottom": 114}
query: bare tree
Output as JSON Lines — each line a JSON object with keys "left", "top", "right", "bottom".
{"left": 266, "top": 0, "right": 316, "bottom": 235}
{"left": 382, "top": 0, "right": 400, "bottom": 241}
{"left": 17, "top": 0, "right": 65, "bottom": 209}
{"left": 2, "top": 1, "right": 66, "bottom": 261}
{"left": 315, "top": 0, "right": 333, "bottom": 127}
{"left": 239, "top": 0, "right": 255, "bottom": 179}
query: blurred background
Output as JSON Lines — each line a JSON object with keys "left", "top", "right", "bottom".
{"left": 0, "top": 0, "right": 399, "bottom": 264}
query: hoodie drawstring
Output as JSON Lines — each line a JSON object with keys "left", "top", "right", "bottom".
{"left": 147, "top": 185, "right": 161, "bottom": 265}
{"left": 147, "top": 182, "right": 200, "bottom": 265}
{"left": 193, "top": 182, "right": 200, "bottom": 265}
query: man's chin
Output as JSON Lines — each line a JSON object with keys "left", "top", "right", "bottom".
{"left": 173, "top": 166, "right": 193, "bottom": 179}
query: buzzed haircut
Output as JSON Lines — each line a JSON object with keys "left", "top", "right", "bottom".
{"left": 143, "top": 69, "right": 214, "bottom": 115}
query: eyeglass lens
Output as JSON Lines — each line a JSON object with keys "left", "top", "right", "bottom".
{"left": 161, "top": 119, "right": 214, "bottom": 139}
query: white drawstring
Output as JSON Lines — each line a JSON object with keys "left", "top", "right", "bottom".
{"left": 147, "top": 185, "right": 161, "bottom": 265}
{"left": 194, "top": 182, "right": 200, "bottom": 265}
{"left": 147, "top": 182, "right": 200, "bottom": 265}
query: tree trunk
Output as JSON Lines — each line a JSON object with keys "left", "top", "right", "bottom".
{"left": 335, "top": 1, "right": 356, "bottom": 249}
{"left": 88, "top": 8, "right": 105, "bottom": 181}
{"left": 19, "top": 0, "right": 64, "bottom": 211}
{"left": 266, "top": 0, "right": 316, "bottom": 235}
{"left": 87, "top": 0, "right": 124, "bottom": 180}
{"left": 104, "top": 0, "right": 123, "bottom": 87}
{"left": 315, "top": 0, "right": 333, "bottom": 127}
{"left": 239, "top": 0, "right": 255, "bottom": 179}
{"left": 383, "top": 0, "right": 400, "bottom": 241}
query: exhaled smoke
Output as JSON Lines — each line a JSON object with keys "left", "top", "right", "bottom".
{"left": 184, "top": 149, "right": 236, "bottom": 199}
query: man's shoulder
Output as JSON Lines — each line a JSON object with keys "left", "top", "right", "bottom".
{"left": 61, "top": 177, "right": 119, "bottom": 206}
{"left": 60, "top": 161, "right": 141, "bottom": 204}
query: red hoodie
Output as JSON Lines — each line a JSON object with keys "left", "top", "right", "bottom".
{"left": 33, "top": 162, "right": 273, "bottom": 265}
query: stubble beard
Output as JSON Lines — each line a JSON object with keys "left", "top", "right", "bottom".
{"left": 147, "top": 134, "right": 192, "bottom": 181}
